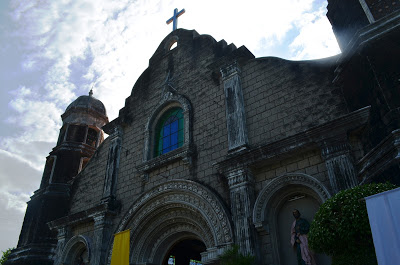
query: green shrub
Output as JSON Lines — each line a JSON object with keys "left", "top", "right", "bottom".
{"left": 308, "top": 182, "right": 397, "bottom": 265}
{"left": 0, "top": 248, "right": 14, "bottom": 265}
{"left": 219, "top": 245, "right": 255, "bottom": 265}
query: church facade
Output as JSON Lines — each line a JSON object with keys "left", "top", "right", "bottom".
{"left": 7, "top": 1, "right": 400, "bottom": 265}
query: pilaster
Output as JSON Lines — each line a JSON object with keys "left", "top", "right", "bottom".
{"left": 226, "top": 167, "right": 257, "bottom": 257}
{"left": 53, "top": 226, "right": 70, "bottom": 265}
{"left": 102, "top": 126, "right": 123, "bottom": 203}
{"left": 220, "top": 63, "right": 248, "bottom": 152}
{"left": 321, "top": 141, "right": 358, "bottom": 193}
{"left": 91, "top": 213, "right": 113, "bottom": 265}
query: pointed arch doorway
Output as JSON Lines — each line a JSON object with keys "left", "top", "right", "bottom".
{"left": 162, "top": 238, "right": 206, "bottom": 265}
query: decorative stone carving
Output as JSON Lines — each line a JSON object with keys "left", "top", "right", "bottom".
{"left": 225, "top": 167, "right": 257, "bottom": 256}
{"left": 91, "top": 213, "right": 113, "bottom": 265}
{"left": 132, "top": 209, "right": 214, "bottom": 261}
{"left": 53, "top": 226, "right": 71, "bottom": 265}
{"left": 146, "top": 224, "right": 205, "bottom": 264}
{"left": 321, "top": 142, "right": 358, "bottom": 193}
{"left": 59, "top": 235, "right": 92, "bottom": 265}
{"left": 109, "top": 180, "right": 233, "bottom": 264}
{"left": 252, "top": 173, "right": 331, "bottom": 231}
{"left": 216, "top": 106, "right": 371, "bottom": 172}
{"left": 201, "top": 245, "right": 232, "bottom": 264}
{"left": 220, "top": 62, "right": 248, "bottom": 152}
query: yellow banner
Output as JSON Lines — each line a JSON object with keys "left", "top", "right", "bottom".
{"left": 111, "top": 229, "right": 130, "bottom": 265}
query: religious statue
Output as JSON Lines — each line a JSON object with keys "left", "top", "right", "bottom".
{"left": 290, "top": 209, "right": 316, "bottom": 265}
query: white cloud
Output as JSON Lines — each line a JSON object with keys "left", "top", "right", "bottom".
{"left": 0, "top": 149, "right": 39, "bottom": 251}
{"left": 1, "top": 0, "right": 340, "bottom": 251}
{"left": 0, "top": 149, "right": 42, "bottom": 191}
{"left": 0, "top": 194, "right": 24, "bottom": 251}
{"left": 289, "top": 4, "right": 340, "bottom": 60}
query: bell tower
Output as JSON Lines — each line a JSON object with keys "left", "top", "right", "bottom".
{"left": 327, "top": 0, "right": 400, "bottom": 51}
{"left": 7, "top": 90, "right": 108, "bottom": 265}
{"left": 327, "top": 0, "right": 400, "bottom": 184}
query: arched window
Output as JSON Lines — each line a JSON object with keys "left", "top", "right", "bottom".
{"left": 154, "top": 108, "right": 184, "bottom": 156}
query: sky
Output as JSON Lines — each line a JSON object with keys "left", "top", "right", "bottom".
{"left": 0, "top": 0, "right": 340, "bottom": 251}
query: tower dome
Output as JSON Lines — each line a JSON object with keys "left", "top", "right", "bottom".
{"left": 65, "top": 89, "right": 107, "bottom": 117}
{"left": 57, "top": 89, "right": 109, "bottom": 149}
{"left": 61, "top": 89, "right": 109, "bottom": 127}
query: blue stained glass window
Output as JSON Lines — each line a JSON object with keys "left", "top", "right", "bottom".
{"left": 155, "top": 108, "right": 184, "bottom": 156}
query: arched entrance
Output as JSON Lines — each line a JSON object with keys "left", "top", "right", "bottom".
{"left": 112, "top": 180, "right": 234, "bottom": 265}
{"left": 162, "top": 239, "right": 206, "bottom": 265}
{"left": 60, "top": 235, "right": 91, "bottom": 265}
{"left": 253, "top": 173, "right": 332, "bottom": 265}
{"left": 276, "top": 190, "right": 329, "bottom": 265}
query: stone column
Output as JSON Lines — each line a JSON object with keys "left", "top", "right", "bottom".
{"left": 321, "top": 142, "right": 358, "bottom": 193}
{"left": 91, "top": 214, "right": 113, "bottom": 265}
{"left": 226, "top": 167, "right": 257, "bottom": 256}
{"left": 220, "top": 63, "right": 248, "bottom": 152}
{"left": 53, "top": 226, "right": 70, "bottom": 265}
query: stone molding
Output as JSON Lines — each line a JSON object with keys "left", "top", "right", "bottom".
{"left": 252, "top": 173, "right": 331, "bottom": 231}
{"left": 358, "top": 129, "right": 400, "bottom": 184}
{"left": 60, "top": 235, "right": 92, "bottom": 265}
{"left": 110, "top": 180, "right": 234, "bottom": 264}
{"left": 136, "top": 144, "right": 194, "bottom": 177}
{"left": 91, "top": 213, "right": 113, "bottom": 230}
{"left": 48, "top": 203, "right": 116, "bottom": 230}
{"left": 132, "top": 209, "right": 214, "bottom": 262}
{"left": 217, "top": 106, "right": 370, "bottom": 172}
{"left": 146, "top": 224, "right": 205, "bottom": 264}
{"left": 102, "top": 126, "right": 123, "bottom": 201}
{"left": 220, "top": 62, "right": 241, "bottom": 80}
{"left": 220, "top": 62, "right": 249, "bottom": 152}
{"left": 57, "top": 226, "right": 70, "bottom": 240}
{"left": 320, "top": 142, "right": 351, "bottom": 160}
{"left": 226, "top": 167, "right": 254, "bottom": 189}
{"left": 116, "top": 180, "right": 233, "bottom": 243}
{"left": 201, "top": 245, "right": 232, "bottom": 264}
{"left": 143, "top": 93, "right": 192, "bottom": 162}
{"left": 321, "top": 141, "right": 358, "bottom": 193}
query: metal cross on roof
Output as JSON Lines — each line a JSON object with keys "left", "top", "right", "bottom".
{"left": 166, "top": 8, "right": 185, "bottom": 31}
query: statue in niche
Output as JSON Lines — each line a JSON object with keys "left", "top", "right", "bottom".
{"left": 290, "top": 209, "right": 316, "bottom": 265}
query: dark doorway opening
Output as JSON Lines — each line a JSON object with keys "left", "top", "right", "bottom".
{"left": 163, "top": 239, "right": 206, "bottom": 265}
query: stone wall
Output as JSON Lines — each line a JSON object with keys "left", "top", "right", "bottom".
{"left": 63, "top": 29, "right": 357, "bottom": 264}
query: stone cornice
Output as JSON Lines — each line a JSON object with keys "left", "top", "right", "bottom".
{"left": 358, "top": 129, "right": 400, "bottom": 184}
{"left": 48, "top": 203, "right": 116, "bottom": 230}
{"left": 216, "top": 106, "right": 371, "bottom": 173}
{"left": 220, "top": 62, "right": 240, "bottom": 80}
{"left": 136, "top": 144, "right": 194, "bottom": 174}
{"left": 30, "top": 183, "right": 71, "bottom": 200}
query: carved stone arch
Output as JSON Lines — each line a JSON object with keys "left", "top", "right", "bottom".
{"left": 131, "top": 205, "right": 215, "bottom": 256}
{"left": 253, "top": 173, "right": 331, "bottom": 230}
{"left": 60, "top": 235, "right": 91, "bottom": 265}
{"left": 154, "top": 232, "right": 202, "bottom": 263}
{"left": 144, "top": 223, "right": 206, "bottom": 264}
{"left": 252, "top": 173, "right": 331, "bottom": 264}
{"left": 143, "top": 93, "right": 192, "bottom": 161}
{"left": 109, "top": 180, "right": 234, "bottom": 264}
